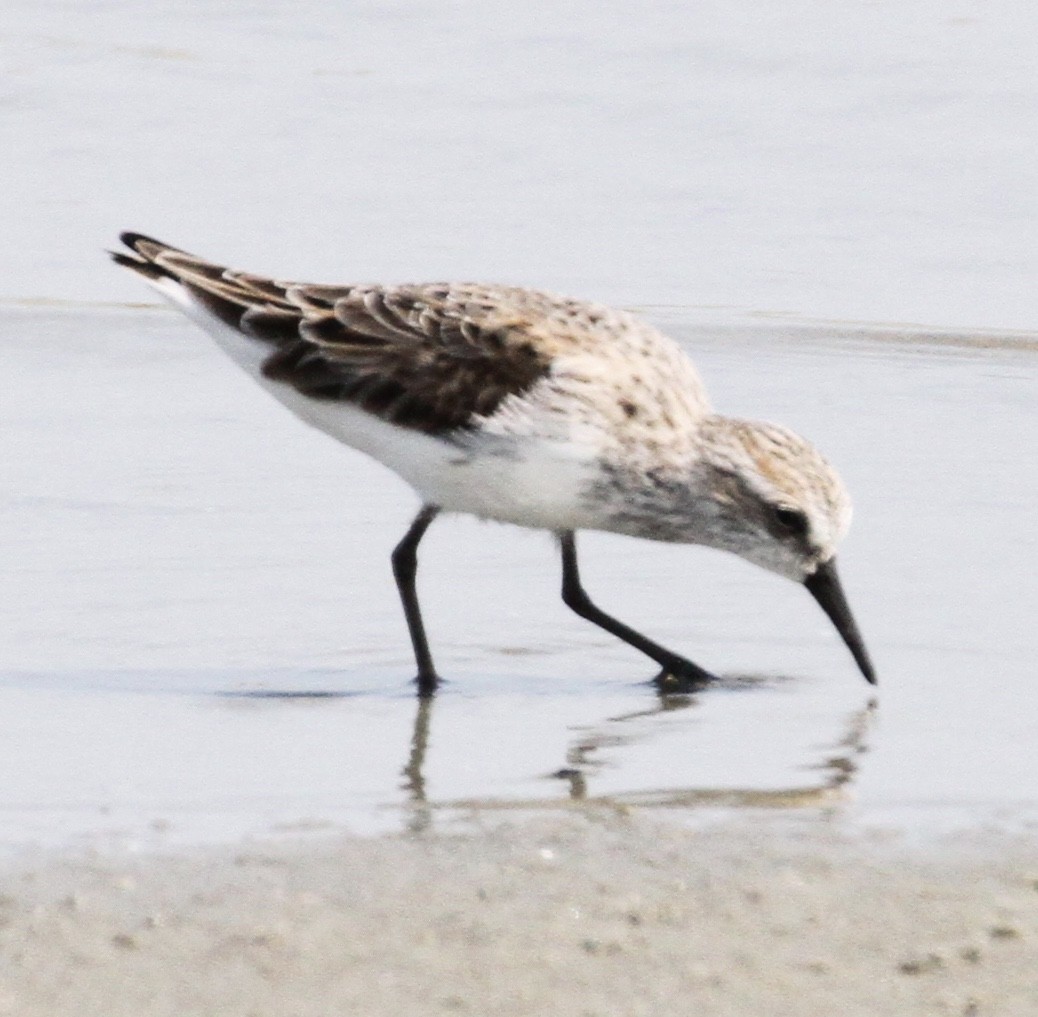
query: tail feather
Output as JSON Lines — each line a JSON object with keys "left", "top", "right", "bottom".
{"left": 112, "top": 232, "right": 298, "bottom": 316}
{"left": 110, "top": 232, "right": 201, "bottom": 284}
{"left": 108, "top": 248, "right": 171, "bottom": 282}
{"left": 120, "top": 231, "right": 175, "bottom": 253}
{"left": 112, "top": 232, "right": 267, "bottom": 331}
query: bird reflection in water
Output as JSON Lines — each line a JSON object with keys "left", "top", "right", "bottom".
{"left": 400, "top": 683, "right": 877, "bottom": 832}
{"left": 401, "top": 694, "right": 434, "bottom": 833}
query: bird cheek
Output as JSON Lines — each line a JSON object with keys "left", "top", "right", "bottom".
{"left": 759, "top": 540, "right": 807, "bottom": 583}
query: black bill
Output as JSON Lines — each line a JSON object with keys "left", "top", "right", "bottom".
{"left": 804, "top": 557, "right": 877, "bottom": 685}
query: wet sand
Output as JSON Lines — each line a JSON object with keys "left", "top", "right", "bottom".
{"left": 4, "top": 816, "right": 1038, "bottom": 1017}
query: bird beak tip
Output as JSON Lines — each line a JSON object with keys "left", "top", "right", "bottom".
{"left": 804, "top": 558, "right": 877, "bottom": 686}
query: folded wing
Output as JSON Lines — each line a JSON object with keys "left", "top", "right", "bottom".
{"left": 113, "top": 233, "right": 553, "bottom": 434}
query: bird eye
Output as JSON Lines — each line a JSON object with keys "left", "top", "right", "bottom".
{"left": 772, "top": 506, "right": 809, "bottom": 538}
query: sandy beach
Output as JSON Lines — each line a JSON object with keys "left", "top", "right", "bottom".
{"left": 3, "top": 816, "right": 1037, "bottom": 1017}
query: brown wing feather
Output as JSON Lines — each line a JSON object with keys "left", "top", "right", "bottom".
{"left": 114, "top": 233, "right": 552, "bottom": 434}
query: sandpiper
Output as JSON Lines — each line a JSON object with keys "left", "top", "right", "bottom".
{"left": 112, "top": 233, "right": 876, "bottom": 694}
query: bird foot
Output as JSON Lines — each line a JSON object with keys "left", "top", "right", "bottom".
{"left": 653, "top": 659, "right": 717, "bottom": 694}
{"left": 413, "top": 672, "right": 442, "bottom": 698}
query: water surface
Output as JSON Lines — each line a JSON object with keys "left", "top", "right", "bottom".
{"left": 1, "top": 307, "right": 1034, "bottom": 850}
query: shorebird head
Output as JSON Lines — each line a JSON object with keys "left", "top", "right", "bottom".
{"left": 696, "top": 416, "right": 876, "bottom": 684}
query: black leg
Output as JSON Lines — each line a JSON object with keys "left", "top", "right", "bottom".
{"left": 391, "top": 505, "right": 441, "bottom": 696}
{"left": 559, "top": 532, "right": 716, "bottom": 692}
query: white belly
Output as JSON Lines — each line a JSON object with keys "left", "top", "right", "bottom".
{"left": 268, "top": 384, "right": 601, "bottom": 532}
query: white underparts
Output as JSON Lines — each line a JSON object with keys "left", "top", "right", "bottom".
{"left": 149, "top": 278, "right": 603, "bottom": 531}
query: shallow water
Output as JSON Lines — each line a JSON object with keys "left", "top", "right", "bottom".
{"left": 4, "top": 1, "right": 1035, "bottom": 328}
{"left": 2, "top": 307, "right": 1035, "bottom": 850}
